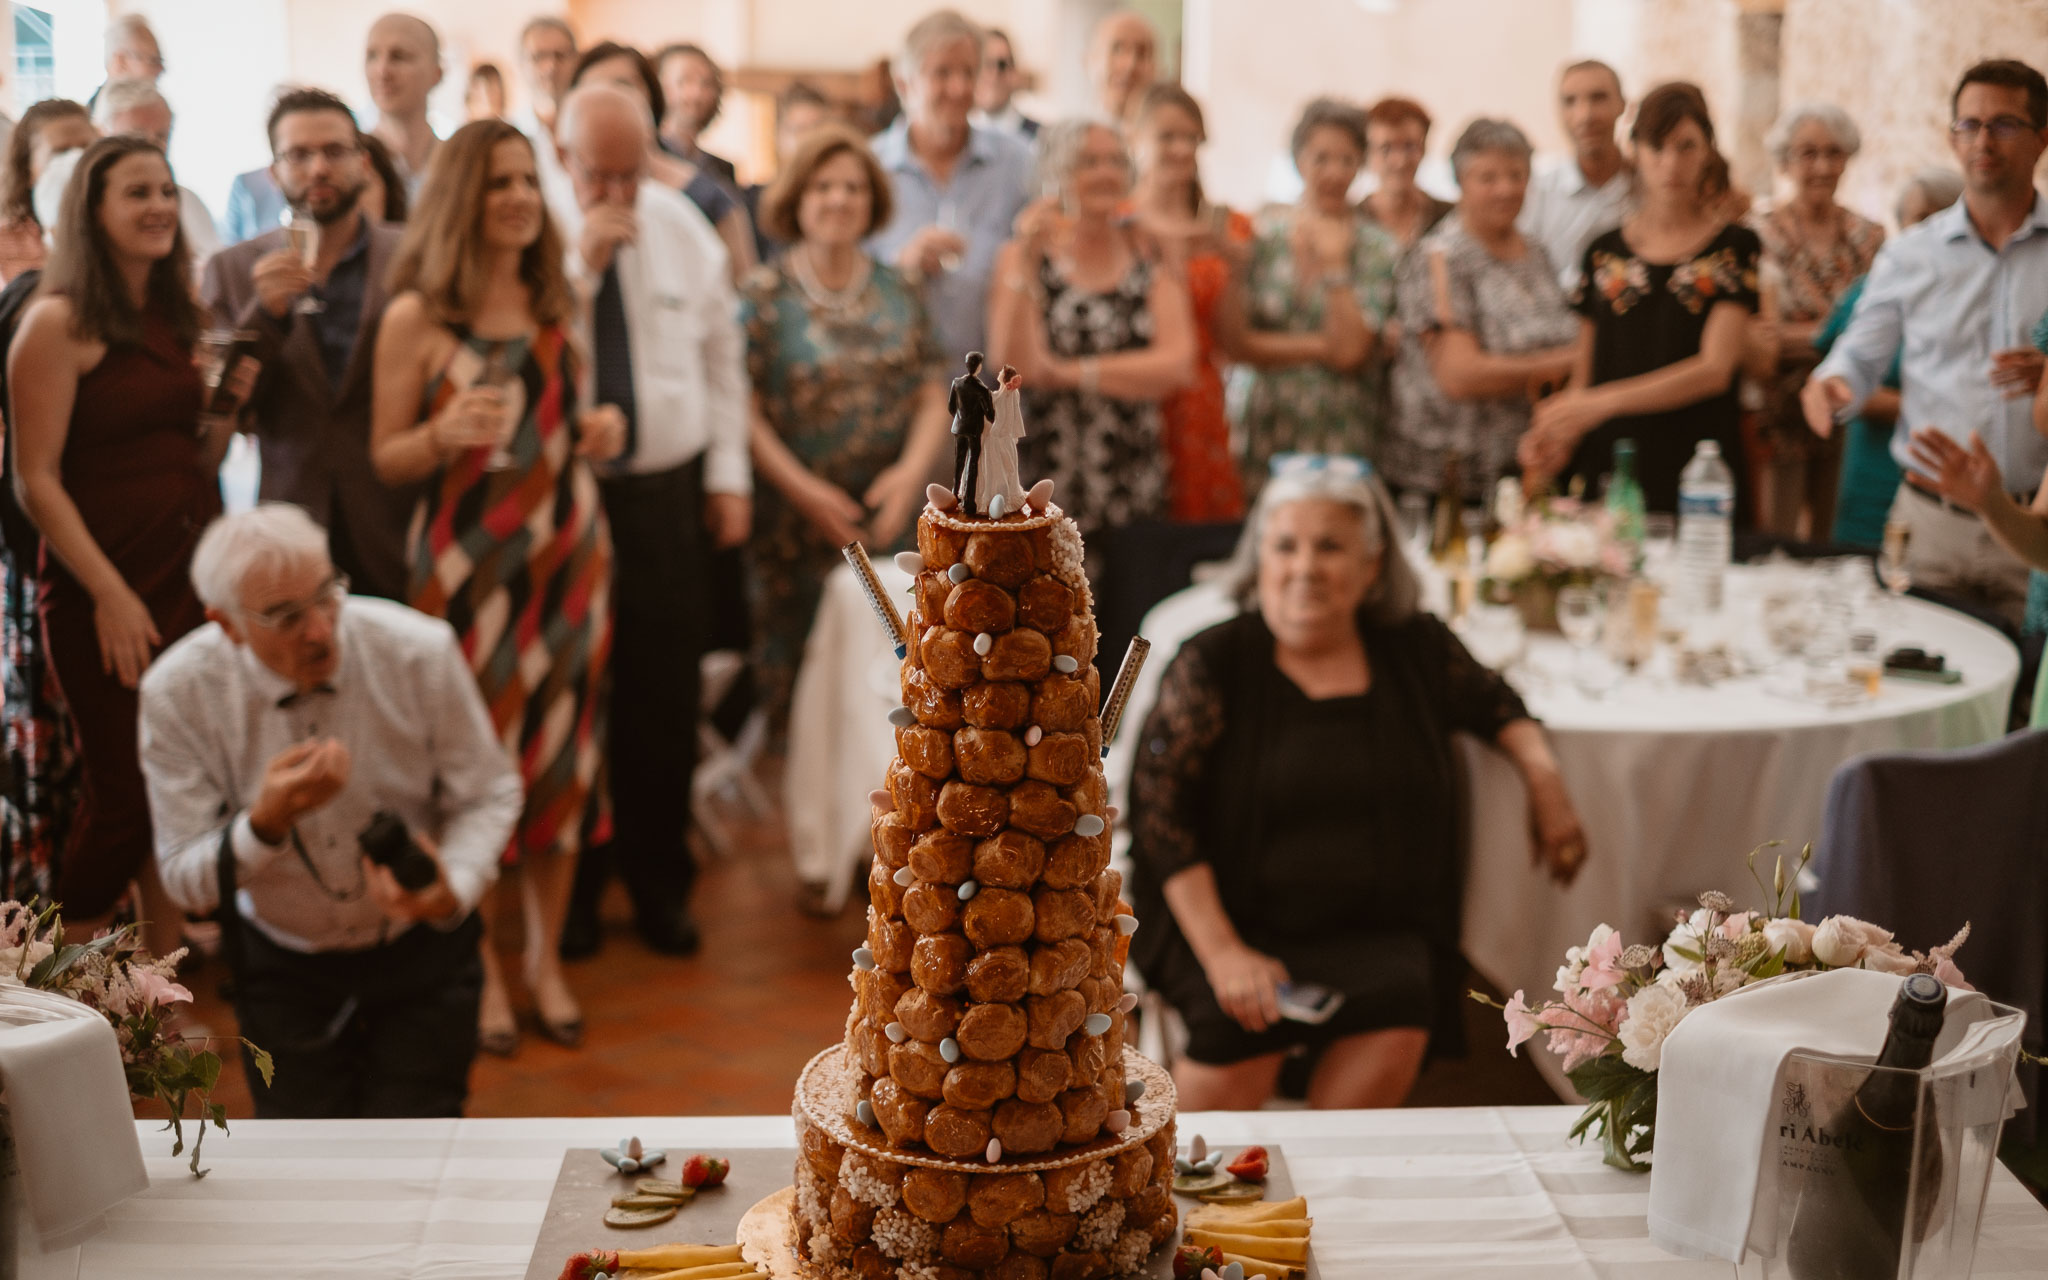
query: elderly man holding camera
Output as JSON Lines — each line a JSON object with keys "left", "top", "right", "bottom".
{"left": 139, "top": 505, "right": 521, "bottom": 1118}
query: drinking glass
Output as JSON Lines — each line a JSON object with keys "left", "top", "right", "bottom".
{"left": 1878, "top": 519, "right": 1913, "bottom": 636}
{"left": 1397, "top": 491, "right": 1430, "bottom": 561}
{"left": 1643, "top": 512, "right": 1677, "bottom": 587}
{"left": 934, "top": 196, "right": 964, "bottom": 273}
{"left": 281, "top": 207, "right": 325, "bottom": 315}
{"left": 475, "top": 344, "right": 524, "bottom": 472}
{"left": 1558, "top": 584, "right": 1613, "bottom": 696}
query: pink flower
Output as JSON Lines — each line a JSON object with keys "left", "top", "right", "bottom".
{"left": 1579, "top": 929, "right": 1629, "bottom": 993}
{"left": 1547, "top": 985, "right": 1625, "bottom": 1072}
{"left": 1503, "top": 990, "right": 1541, "bottom": 1057}
{"left": 1933, "top": 956, "right": 1973, "bottom": 991}
{"left": 1718, "top": 912, "right": 1759, "bottom": 941}
{"left": 130, "top": 969, "right": 193, "bottom": 1008}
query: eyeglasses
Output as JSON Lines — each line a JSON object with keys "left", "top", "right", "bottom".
{"left": 246, "top": 574, "right": 348, "bottom": 633}
{"left": 1788, "top": 145, "right": 1847, "bottom": 165}
{"left": 1950, "top": 115, "right": 2039, "bottom": 142}
{"left": 278, "top": 143, "right": 361, "bottom": 168}
{"left": 1269, "top": 452, "right": 1374, "bottom": 481}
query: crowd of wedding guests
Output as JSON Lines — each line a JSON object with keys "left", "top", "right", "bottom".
{"left": 1, "top": 5, "right": 2047, "bottom": 1118}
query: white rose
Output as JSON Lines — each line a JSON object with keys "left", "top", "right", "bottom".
{"left": 1618, "top": 982, "right": 1690, "bottom": 1072}
{"left": 1762, "top": 917, "right": 1817, "bottom": 964}
{"left": 1811, "top": 915, "right": 1894, "bottom": 968}
{"left": 1486, "top": 534, "right": 1535, "bottom": 582}
{"left": 1551, "top": 523, "right": 1601, "bottom": 569}
{"left": 0, "top": 939, "right": 53, "bottom": 979}
{"left": 1662, "top": 908, "right": 1713, "bottom": 974}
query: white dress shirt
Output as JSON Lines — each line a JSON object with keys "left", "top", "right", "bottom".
{"left": 1518, "top": 154, "right": 1633, "bottom": 292}
{"left": 1813, "top": 192, "right": 2048, "bottom": 486}
{"left": 560, "top": 181, "right": 751, "bottom": 493}
{"left": 139, "top": 597, "right": 522, "bottom": 954}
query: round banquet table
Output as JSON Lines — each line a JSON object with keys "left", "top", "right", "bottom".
{"left": 1100, "top": 565, "right": 2018, "bottom": 1096}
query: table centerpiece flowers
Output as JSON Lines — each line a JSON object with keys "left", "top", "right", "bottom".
{"left": 2, "top": 898, "right": 270, "bottom": 1173}
{"left": 1471, "top": 845, "right": 1971, "bottom": 1171}
{"left": 1481, "top": 493, "right": 1636, "bottom": 630}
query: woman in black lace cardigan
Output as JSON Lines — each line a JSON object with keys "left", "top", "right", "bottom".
{"left": 1127, "top": 458, "right": 1586, "bottom": 1109}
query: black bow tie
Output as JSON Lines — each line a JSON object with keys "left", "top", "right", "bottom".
{"left": 277, "top": 684, "right": 337, "bottom": 709}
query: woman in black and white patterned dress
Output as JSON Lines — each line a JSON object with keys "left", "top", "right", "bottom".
{"left": 988, "top": 119, "right": 1194, "bottom": 537}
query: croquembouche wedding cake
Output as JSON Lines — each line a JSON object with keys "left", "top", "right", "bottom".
{"left": 788, "top": 362, "right": 1179, "bottom": 1280}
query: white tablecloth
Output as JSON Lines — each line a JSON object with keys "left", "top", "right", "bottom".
{"left": 22, "top": 1109, "right": 2046, "bottom": 1278}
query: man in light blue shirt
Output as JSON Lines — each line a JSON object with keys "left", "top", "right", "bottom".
{"left": 1808, "top": 59, "right": 2048, "bottom": 623}
{"left": 867, "top": 10, "right": 1033, "bottom": 362}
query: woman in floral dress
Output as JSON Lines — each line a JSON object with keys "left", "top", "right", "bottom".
{"left": 1223, "top": 98, "right": 1399, "bottom": 503}
{"left": 742, "top": 126, "right": 951, "bottom": 730}
{"left": 1746, "top": 104, "right": 1883, "bottom": 538}
{"left": 1518, "top": 83, "right": 1761, "bottom": 519}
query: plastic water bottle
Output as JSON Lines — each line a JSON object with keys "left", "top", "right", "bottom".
{"left": 1676, "top": 440, "right": 1734, "bottom": 617}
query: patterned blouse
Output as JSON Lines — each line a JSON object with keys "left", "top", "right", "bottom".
{"left": 1387, "top": 214, "right": 1578, "bottom": 498}
{"left": 1748, "top": 202, "right": 1885, "bottom": 453}
{"left": 1226, "top": 207, "right": 1400, "bottom": 500}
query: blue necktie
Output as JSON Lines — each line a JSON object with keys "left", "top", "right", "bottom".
{"left": 593, "top": 262, "right": 638, "bottom": 461}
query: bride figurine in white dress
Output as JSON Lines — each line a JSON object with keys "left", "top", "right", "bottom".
{"left": 978, "top": 364, "right": 1029, "bottom": 517}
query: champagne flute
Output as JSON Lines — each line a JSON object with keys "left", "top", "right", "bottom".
{"left": 934, "top": 195, "right": 964, "bottom": 273}
{"left": 475, "top": 343, "right": 524, "bottom": 473}
{"left": 281, "top": 207, "right": 324, "bottom": 315}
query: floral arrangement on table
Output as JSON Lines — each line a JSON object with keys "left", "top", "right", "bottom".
{"left": 2, "top": 899, "right": 270, "bottom": 1174}
{"left": 1472, "top": 845, "right": 1971, "bottom": 1172}
{"left": 1480, "top": 492, "right": 1636, "bottom": 628}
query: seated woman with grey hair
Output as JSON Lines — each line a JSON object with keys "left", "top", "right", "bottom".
{"left": 1747, "top": 102, "right": 1884, "bottom": 538}
{"left": 1386, "top": 118, "right": 1580, "bottom": 506}
{"left": 1126, "top": 457, "right": 1585, "bottom": 1110}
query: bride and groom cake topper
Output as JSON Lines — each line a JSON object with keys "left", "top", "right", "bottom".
{"left": 945, "top": 351, "right": 1034, "bottom": 519}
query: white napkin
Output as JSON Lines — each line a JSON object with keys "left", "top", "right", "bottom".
{"left": 0, "top": 981, "right": 150, "bottom": 1251}
{"left": 1646, "top": 967, "right": 2013, "bottom": 1263}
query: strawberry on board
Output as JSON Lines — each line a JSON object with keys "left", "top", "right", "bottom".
{"left": 680, "top": 1153, "right": 730, "bottom": 1188}
{"left": 1174, "top": 1243, "right": 1226, "bottom": 1280}
{"left": 1225, "top": 1146, "right": 1269, "bottom": 1183}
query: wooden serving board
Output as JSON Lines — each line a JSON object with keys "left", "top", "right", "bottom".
{"left": 523, "top": 1147, "right": 795, "bottom": 1280}
{"left": 1165, "top": 1145, "right": 1316, "bottom": 1280}
{"left": 525, "top": 1144, "right": 1315, "bottom": 1280}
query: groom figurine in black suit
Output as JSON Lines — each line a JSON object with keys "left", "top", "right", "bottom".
{"left": 949, "top": 351, "right": 996, "bottom": 516}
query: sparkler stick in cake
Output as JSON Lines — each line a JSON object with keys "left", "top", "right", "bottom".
{"left": 1098, "top": 635, "right": 1151, "bottom": 757}
{"left": 842, "top": 540, "right": 908, "bottom": 659}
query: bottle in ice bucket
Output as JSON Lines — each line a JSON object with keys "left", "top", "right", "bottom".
{"left": 1605, "top": 438, "right": 1647, "bottom": 562}
{"left": 1676, "top": 440, "right": 1733, "bottom": 616}
{"left": 1785, "top": 973, "right": 1948, "bottom": 1280}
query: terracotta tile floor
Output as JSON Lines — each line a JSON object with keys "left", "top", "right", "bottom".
{"left": 174, "top": 779, "right": 1554, "bottom": 1121}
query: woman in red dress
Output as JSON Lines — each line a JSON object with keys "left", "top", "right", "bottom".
{"left": 372, "top": 121, "right": 624, "bottom": 1055}
{"left": 10, "top": 135, "right": 245, "bottom": 949}
{"left": 1128, "top": 85, "right": 1248, "bottom": 525}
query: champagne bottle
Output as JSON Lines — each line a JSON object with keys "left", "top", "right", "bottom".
{"left": 1785, "top": 973, "right": 1948, "bottom": 1280}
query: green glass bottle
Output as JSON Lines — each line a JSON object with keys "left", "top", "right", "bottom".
{"left": 1606, "top": 437, "right": 1647, "bottom": 559}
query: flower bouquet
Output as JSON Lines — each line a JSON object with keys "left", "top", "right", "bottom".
{"left": 1472, "top": 845, "right": 1970, "bottom": 1172}
{"left": 1481, "top": 494, "right": 1635, "bottom": 630}
{"left": 2, "top": 899, "right": 270, "bottom": 1173}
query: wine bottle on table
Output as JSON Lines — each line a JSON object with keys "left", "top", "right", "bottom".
{"left": 1605, "top": 437, "right": 1647, "bottom": 557}
{"left": 1431, "top": 449, "right": 1465, "bottom": 562}
{"left": 1785, "top": 973, "right": 1948, "bottom": 1280}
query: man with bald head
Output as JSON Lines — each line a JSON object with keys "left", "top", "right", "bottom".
{"left": 365, "top": 12, "right": 443, "bottom": 193}
{"left": 1088, "top": 10, "right": 1158, "bottom": 127}
{"left": 551, "top": 84, "right": 749, "bottom": 959}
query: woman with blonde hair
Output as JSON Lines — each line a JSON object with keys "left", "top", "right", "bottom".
{"left": 371, "top": 120, "right": 625, "bottom": 1056}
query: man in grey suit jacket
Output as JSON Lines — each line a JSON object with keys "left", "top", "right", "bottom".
{"left": 202, "top": 88, "right": 417, "bottom": 601}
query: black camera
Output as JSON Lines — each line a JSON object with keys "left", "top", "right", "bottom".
{"left": 357, "top": 811, "right": 440, "bottom": 891}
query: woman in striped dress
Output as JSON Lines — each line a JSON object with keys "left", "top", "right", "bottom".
{"left": 372, "top": 120, "right": 624, "bottom": 1057}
